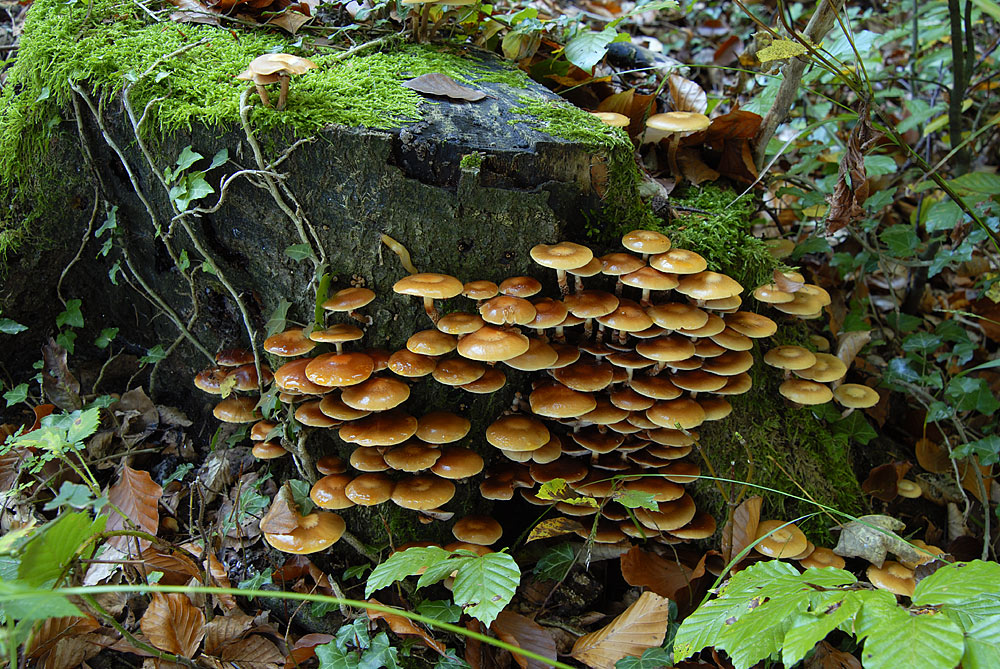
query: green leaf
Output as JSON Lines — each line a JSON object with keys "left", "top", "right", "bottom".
{"left": 451, "top": 551, "right": 520, "bottom": 626}
{"left": 614, "top": 489, "right": 658, "bottom": 511}
{"left": 238, "top": 568, "right": 273, "bottom": 601}
{"left": 924, "top": 199, "right": 964, "bottom": 232}
{"left": 94, "top": 327, "right": 118, "bottom": 349}
{"left": 959, "top": 614, "right": 1000, "bottom": 669}
{"left": 563, "top": 26, "right": 618, "bottom": 72}
{"left": 533, "top": 543, "right": 576, "bottom": 580}
{"left": 174, "top": 145, "right": 203, "bottom": 171}
{"left": 42, "top": 481, "right": 98, "bottom": 511}
{"left": 616, "top": 645, "right": 674, "bottom": 668}
{"left": 832, "top": 411, "right": 877, "bottom": 445}
{"left": 4, "top": 383, "right": 28, "bottom": 407}
{"left": 208, "top": 148, "right": 229, "bottom": 170}
{"left": 913, "top": 560, "right": 1000, "bottom": 608}
{"left": 55, "top": 330, "right": 76, "bottom": 355}
{"left": 343, "top": 564, "right": 370, "bottom": 581}
{"left": 178, "top": 249, "right": 190, "bottom": 272}
{"left": 287, "top": 479, "right": 316, "bottom": 515}
{"left": 66, "top": 407, "right": 100, "bottom": 444}
{"left": 879, "top": 225, "right": 920, "bottom": 257}
{"left": 285, "top": 243, "right": 314, "bottom": 261}
{"left": 139, "top": 345, "right": 167, "bottom": 365}
{"left": 18, "top": 512, "right": 106, "bottom": 587}
{"left": 162, "top": 463, "right": 193, "bottom": 487}
{"left": 56, "top": 299, "right": 84, "bottom": 329}
{"left": 952, "top": 435, "right": 1000, "bottom": 466}
{"left": 95, "top": 206, "right": 118, "bottom": 238}
{"left": 864, "top": 155, "right": 898, "bottom": 177}
{"left": 948, "top": 171, "right": 1000, "bottom": 196}
{"left": 781, "top": 592, "right": 862, "bottom": 666}
{"left": 416, "top": 555, "right": 470, "bottom": 589}
{"left": 862, "top": 608, "right": 964, "bottom": 669}
{"left": 316, "top": 641, "right": 360, "bottom": 669}
{"left": 0, "top": 318, "right": 27, "bottom": 335}
{"left": 265, "top": 299, "right": 292, "bottom": 338}
{"left": 359, "top": 632, "right": 399, "bottom": 669}
{"left": 416, "top": 599, "right": 462, "bottom": 623}
{"left": 946, "top": 377, "right": 1000, "bottom": 415}
{"left": 365, "top": 546, "right": 452, "bottom": 597}
{"left": 0, "top": 582, "right": 82, "bottom": 621}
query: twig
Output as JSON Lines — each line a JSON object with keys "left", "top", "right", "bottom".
{"left": 56, "top": 187, "right": 100, "bottom": 306}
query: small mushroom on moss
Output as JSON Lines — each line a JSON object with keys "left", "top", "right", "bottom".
{"left": 237, "top": 54, "right": 318, "bottom": 110}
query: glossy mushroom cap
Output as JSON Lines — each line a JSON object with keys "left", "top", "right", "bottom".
{"left": 263, "top": 511, "right": 345, "bottom": 554}
{"left": 754, "top": 519, "right": 808, "bottom": 558}
{"left": 833, "top": 383, "right": 879, "bottom": 409}
{"left": 239, "top": 53, "right": 318, "bottom": 80}
{"left": 643, "top": 111, "right": 711, "bottom": 143}
{"left": 452, "top": 515, "right": 503, "bottom": 545}
{"left": 867, "top": 561, "right": 916, "bottom": 597}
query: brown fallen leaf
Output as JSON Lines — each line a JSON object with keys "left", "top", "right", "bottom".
{"left": 403, "top": 73, "right": 487, "bottom": 102}
{"left": 284, "top": 633, "right": 334, "bottom": 669}
{"left": 804, "top": 640, "right": 863, "bottom": 669}
{"left": 827, "top": 101, "right": 879, "bottom": 233}
{"left": 527, "top": 517, "right": 585, "bottom": 542}
{"left": 214, "top": 634, "right": 284, "bottom": 667}
{"left": 620, "top": 546, "right": 705, "bottom": 601}
{"left": 105, "top": 465, "right": 162, "bottom": 553}
{"left": 773, "top": 268, "right": 805, "bottom": 293}
{"left": 42, "top": 339, "right": 81, "bottom": 411}
{"left": 167, "top": 0, "right": 222, "bottom": 23}
{"left": 139, "top": 547, "right": 202, "bottom": 586}
{"left": 704, "top": 110, "right": 763, "bottom": 143}
{"left": 367, "top": 599, "right": 446, "bottom": 655}
{"left": 26, "top": 615, "right": 100, "bottom": 659}
{"left": 40, "top": 633, "right": 110, "bottom": 669}
{"left": 721, "top": 495, "right": 762, "bottom": 564}
{"left": 139, "top": 593, "right": 206, "bottom": 658}
{"left": 203, "top": 611, "right": 255, "bottom": 655}
{"left": 862, "top": 463, "right": 901, "bottom": 502}
{"left": 677, "top": 148, "right": 720, "bottom": 186}
{"left": 208, "top": 552, "right": 238, "bottom": 610}
{"left": 714, "top": 138, "right": 758, "bottom": 184}
{"left": 836, "top": 330, "right": 872, "bottom": 370}
{"left": 266, "top": 9, "right": 310, "bottom": 33}
{"left": 260, "top": 484, "right": 300, "bottom": 534}
{"left": 491, "top": 610, "right": 558, "bottom": 669}
{"left": 668, "top": 74, "right": 707, "bottom": 114}
{"left": 570, "top": 591, "right": 671, "bottom": 668}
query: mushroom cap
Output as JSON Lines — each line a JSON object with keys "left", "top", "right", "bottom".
{"left": 646, "top": 398, "right": 706, "bottom": 429}
{"left": 680, "top": 313, "right": 726, "bottom": 338}
{"left": 866, "top": 561, "right": 916, "bottom": 597}
{"left": 323, "top": 287, "right": 376, "bottom": 312}
{"left": 764, "top": 345, "right": 817, "bottom": 371}
{"left": 725, "top": 311, "right": 778, "bottom": 338}
{"left": 392, "top": 475, "right": 456, "bottom": 510}
{"left": 590, "top": 111, "right": 630, "bottom": 127}
{"left": 599, "top": 252, "right": 645, "bottom": 277}
{"left": 393, "top": 273, "right": 464, "bottom": 299}
{"left": 754, "top": 519, "right": 808, "bottom": 558}
{"left": 622, "top": 229, "right": 671, "bottom": 255}
{"left": 668, "top": 510, "right": 718, "bottom": 540}
{"left": 527, "top": 298, "right": 570, "bottom": 329}
{"left": 833, "top": 383, "right": 880, "bottom": 409}
{"left": 795, "top": 353, "right": 848, "bottom": 383}
{"left": 431, "top": 446, "right": 484, "bottom": 479}
{"left": 452, "top": 515, "right": 503, "bottom": 545}
{"left": 709, "top": 327, "right": 753, "bottom": 352}
{"left": 703, "top": 295, "right": 742, "bottom": 311}
{"left": 753, "top": 283, "right": 794, "bottom": 304}
{"left": 610, "top": 387, "right": 656, "bottom": 411}
{"left": 318, "top": 394, "right": 370, "bottom": 421}
{"left": 479, "top": 296, "right": 537, "bottom": 326}
{"left": 310, "top": 474, "right": 356, "bottom": 509}
{"left": 304, "top": 352, "right": 375, "bottom": 387}
{"left": 316, "top": 455, "right": 347, "bottom": 475}
{"left": 350, "top": 446, "right": 389, "bottom": 472}
{"left": 699, "top": 398, "right": 733, "bottom": 421}
{"left": 774, "top": 292, "right": 824, "bottom": 316}
{"left": 499, "top": 276, "right": 543, "bottom": 298}
{"left": 388, "top": 349, "right": 437, "bottom": 377}
{"left": 437, "top": 312, "right": 485, "bottom": 335}
{"left": 384, "top": 442, "right": 442, "bottom": 472}
{"left": 264, "top": 328, "right": 317, "bottom": 357}
{"left": 250, "top": 420, "right": 279, "bottom": 441}
{"left": 630, "top": 375, "right": 682, "bottom": 400}
{"left": 295, "top": 400, "right": 340, "bottom": 427}
{"left": 646, "top": 111, "right": 711, "bottom": 134}
{"left": 567, "top": 258, "right": 603, "bottom": 277}
{"left": 236, "top": 70, "right": 282, "bottom": 85}
{"left": 621, "top": 266, "right": 679, "bottom": 292}
{"left": 407, "top": 329, "right": 458, "bottom": 356}
{"left": 634, "top": 494, "right": 697, "bottom": 531}
{"left": 263, "top": 512, "right": 345, "bottom": 554}
{"left": 799, "top": 546, "right": 846, "bottom": 570}
{"left": 457, "top": 326, "right": 529, "bottom": 361}
{"left": 779, "top": 379, "right": 833, "bottom": 405}
{"left": 462, "top": 280, "right": 499, "bottom": 300}
{"left": 552, "top": 359, "right": 614, "bottom": 392}
{"left": 345, "top": 473, "right": 395, "bottom": 506}
{"left": 195, "top": 367, "right": 230, "bottom": 394}
{"left": 671, "top": 370, "right": 727, "bottom": 393}
{"left": 243, "top": 53, "right": 318, "bottom": 77}
{"left": 486, "top": 415, "right": 549, "bottom": 452}
{"left": 624, "top": 477, "right": 685, "bottom": 502}
{"left": 416, "top": 411, "right": 471, "bottom": 444}
{"left": 649, "top": 249, "right": 708, "bottom": 275}
{"left": 581, "top": 398, "right": 629, "bottom": 425}
{"left": 701, "top": 350, "right": 754, "bottom": 376}
{"left": 504, "top": 338, "right": 559, "bottom": 371}
{"left": 252, "top": 440, "right": 287, "bottom": 459}
{"left": 896, "top": 479, "right": 922, "bottom": 498}
{"left": 646, "top": 302, "right": 709, "bottom": 330}
{"left": 341, "top": 376, "right": 410, "bottom": 411}
{"left": 716, "top": 372, "right": 753, "bottom": 395}
{"left": 459, "top": 367, "right": 507, "bottom": 393}
{"left": 213, "top": 396, "right": 261, "bottom": 423}
{"left": 635, "top": 335, "right": 696, "bottom": 362}
{"left": 676, "top": 271, "right": 744, "bottom": 301}
{"left": 309, "top": 324, "right": 364, "bottom": 344}
{"left": 216, "top": 348, "right": 255, "bottom": 367}
{"left": 529, "top": 242, "right": 594, "bottom": 270}
{"left": 339, "top": 410, "right": 418, "bottom": 447}
{"left": 597, "top": 299, "right": 654, "bottom": 332}
{"left": 529, "top": 383, "right": 597, "bottom": 418}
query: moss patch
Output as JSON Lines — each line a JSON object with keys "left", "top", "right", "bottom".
{"left": 694, "top": 363, "right": 866, "bottom": 544}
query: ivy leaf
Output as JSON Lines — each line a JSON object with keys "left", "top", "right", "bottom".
{"left": 4, "top": 383, "right": 28, "bottom": 407}
{"left": 56, "top": 299, "right": 84, "bottom": 329}
{"left": 0, "top": 318, "right": 27, "bottom": 335}
{"left": 287, "top": 478, "right": 316, "bottom": 515}
{"left": 945, "top": 377, "right": 1000, "bottom": 415}
{"left": 285, "top": 243, "right": 314, "bottom": 261}
{"left": 139, "top": 345, "right": 167, "bottom": 365}
{"left": 358, "top": 632, "right": 399, "bottom": 669}
{"left": 862, "top": 607, "right": 964, "bottom": 669}
{"left": 174, "top": 145, "right": 203, "bottom": 171}
{"left": 533, "top": 543, "right": 576, "bottom": 580}
{"left": 564, "top": 26, "right": 618, "bottom": 72}
{"left": 94, "top": 327, "right": 118, "bottom": 349}
{"left": 417, "top": 599, "right": 463, "bottom": 623}
{"left": 208, "top": 148, "right": 229, "bottom": 170}
{"left": 365, "top": 546, "right": 452, "bottom": 597}
{"left": 451, "top": 551, "right": 520, "bottom": 626}
{"left": 615, "top": 645, "right": 674, "bottom": 668}
{"left": 265, "top": 299, "right": 292, "bottom": 338}
{"left": 316, "top": 642, "right": 360, "bottom": 669}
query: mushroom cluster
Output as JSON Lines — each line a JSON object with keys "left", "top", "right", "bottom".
{"left": 199, "top": 229, "right": 783, "bottom": 550}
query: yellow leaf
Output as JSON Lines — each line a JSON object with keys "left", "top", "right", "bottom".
{"left": 757, "top": 39, "right": 809, "bottom": 63}
{"left": 527, "top": 517, "right": 585, "bottom": 542}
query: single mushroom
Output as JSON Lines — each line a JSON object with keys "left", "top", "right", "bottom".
{"left": 237, "top": 53, "right": 318, "bottom": 110}
{"left": 642, "top": 112, "right": 711, "bottom": 180}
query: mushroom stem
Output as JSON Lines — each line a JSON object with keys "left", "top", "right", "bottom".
{"left": 615, "top": 280, "right": 623, "bottom": 297}
{"left": 334, "top": 342, "right": 343, "bottom": 355}
{"left": 666, "top": 134, "right": 681, "bottom": 180}
{"left": 640, "top": 288, "right": 652, "bottom": 305}
{"left": 574, "top": 275, "right": 584, "bottom": 294}
{"left": 584, "top": 318, "right": 593, "bottom": 340}
{"left": 254, "top": 84, "right": 271, "bottom": 108}
{"left": 422, "top": 296, "right": 440, "bottom": 325}
{"left": 276, "top": 74, "right": 290, "bottom": 111}
{"left": 554, "top": 325, "right": 565, "bottom": 343}
{"left": 349, "top": 310, "right": 373, "bottom": 325}
{"left": 556, "top": 269, "right": 569, "bottom": 296}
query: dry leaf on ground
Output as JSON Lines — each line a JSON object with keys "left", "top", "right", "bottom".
{"left": 804, "top": 640, "right": 863, "bottom": 668}
{"left": 213, "top": 634, "right": 283, "bottom": 668}
{"left": 721, "top": 495, "right": 762, "bottom": 564}
{"left": 491, "top": 610, "right": 558, "bottom": 669}
{"left": 139, "top": 548, "right": 202, "bottom": 586}
{"left": 833, "top": 515, "right": 922, "bottom": 566}
{"left": 203, "top": 611, "right": 255, "bottom": 655}
{"left": 139, "top": 593, "right": 206, "bottom": 658}
{"left": 259, "top": 485, "right": 300, "bottom": 534}
{"left": 827, "top": 102, "right": 878, "bottom": 232}
{"left": 527, "top": 517, "right": 585, "bottom": 542}
{"left": 668, "top": 75, "right": 707, "bottom": 114}
{"left": 620, "top": 546, "right": 705, "bottom": 600}
{"left": 105, "top": 465, "right": 162, "bottom": 553}
{"left": 836, "top": 330, "right": 872, "bottom": 370}
{"left": 42, "top": 339, "right": 81, "bottom": 411}
{"left": 39, "top": 633, "right": 111, "bottom": 669}
{"left": 367, "top": 600, "right": 446, "bottom": 655}
{"left": 26, "top": 615, "right": 100, "bottom": 659}
{"left": 570, "top": 591, "right": 672, "bottom": 668}
{"left": 403, "top": 73, "right": 487, "bottom": 102}
{"left": 166, "top": 0, "right": 221, "bottom": 24}
{"left": 284, "top": 633, "right": 334, "bottom": 669}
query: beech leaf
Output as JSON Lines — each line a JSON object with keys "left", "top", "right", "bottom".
{"left": 491, "top": 610, "right": 558, "bottom": 669}
{"left": 620, "top": 546, "right": 705, "bottom": 601}
{"left": 570, "top": 591, "right": 672, "bottom": 668}
{"left": 721, "top": 495, "right": 762, "bottom": 564}
{"left": 139, "top": 593, "right": 206, "bottom": 658}
{"left": 836, "top": 330, "right": 872, "bottom": 369}
{"left": 26, "top": 615, "right": 100, "bottom": 659}
{"left": 284, "top": 633, "right": 333, "bottom": 669}
{"left": 668, "top": 75, "right": 708, "bottom": 114}
{"left": 216, "top": 634, "right": 284, "bottom": 667}
{"left": 259, "top": 485, "right": 300, "bottom": 534}
{"left": 105, "top": 465, "right": 162, "bottom": 553}
{"left": 202, "top": 612, "right": 254, "bottom": 656}
{"left": 402, "top": 73, "right": 486, "bottom": 102}
{"left": 367, "top": 599, "right": 446, "bottom": 655}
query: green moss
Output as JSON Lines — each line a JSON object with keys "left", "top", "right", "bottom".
{"left": 459, "top": 151, "right": 484, "bottom": 169}
{"left": 694, "top": 364, "right": 866, "bottom": 544}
